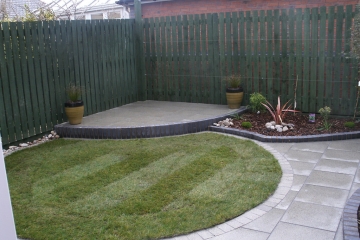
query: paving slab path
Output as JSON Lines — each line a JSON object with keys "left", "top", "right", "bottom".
{"left": 165, "top": 135, "right": 360, "bottom": 240}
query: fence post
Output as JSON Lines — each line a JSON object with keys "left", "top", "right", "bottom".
{"left": 134, "top": 0, "right": 147, "bottom": 101}
{"left": 0, "top": 136, "right": 17, "bottom": 240}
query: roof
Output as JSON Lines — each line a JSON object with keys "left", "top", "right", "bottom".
{"left": 5, "top": 0, "right": 45, "bottom": 18}
{"left": 43, "top": 0, "right": 124, "bottom": 16}
{"left": 115, "top": 0, "right": 173, "bottom": 6}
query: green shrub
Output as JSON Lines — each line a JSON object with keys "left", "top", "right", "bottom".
{"left": 249, "top": 92, "right": 267, "bottom": 113}
{"left": 344, "top": 121, "right": 355, "bottom": 128}
{"left": 318, "top": 106, "right": 332, "bottom": 130}
{"left": 224, "top": 75, "right": 242, "bottom": 89}
{"left": 241, "top": 122, "right": 252, "bottom": 128}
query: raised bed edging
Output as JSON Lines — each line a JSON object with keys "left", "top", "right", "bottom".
{"left": 343, "top": 188, "right": 360, "bottom": 240}
{"left": 208, "top": 126, "right": 360, "bottom": 143}
{"left": 54, "top": 108, "right": 247, "bottom": 139}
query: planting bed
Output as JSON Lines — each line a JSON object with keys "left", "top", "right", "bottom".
{"left": 231, "top": 112, "right": 360, "bottom": 136}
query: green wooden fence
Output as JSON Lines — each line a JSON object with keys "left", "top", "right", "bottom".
{"left": 143, "top": 5, "right": 359, "bottom": 116}
{"left": 0, "top": 19, "right": 137, "bottom": 145}
{"left": 1, "top": 5, "right": 359, "bottom": 145}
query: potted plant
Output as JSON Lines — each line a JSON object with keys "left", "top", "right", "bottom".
{"left": 224, "top": 75, "right": 243, "bottom": 109}
{"left": 64, "top": 83, "right": 84, "bottom": 125}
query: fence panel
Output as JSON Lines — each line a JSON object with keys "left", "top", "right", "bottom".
{"left": 0, "top": 19, "right": 136, "bottom": 145}
{"left": 143, "top": 5, "right": 358, "bottom": 115}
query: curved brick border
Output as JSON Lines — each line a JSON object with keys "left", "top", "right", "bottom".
{"left": 209, "top": 126, "right": 360, "bottom": 143}
{"left": 54, "top": 108, "right": 247, "bottom": 139}
{"left": 343, "top": 188, "right": 360, "bottom": 240}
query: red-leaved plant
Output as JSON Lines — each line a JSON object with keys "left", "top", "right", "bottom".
{"left": 261, "top": 96, "right": 300, "bottom": 124}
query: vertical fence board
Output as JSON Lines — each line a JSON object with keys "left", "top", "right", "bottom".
{"left": 302, "top": 9, "right": 311, "bottom": 112}
{"left": 288, "top": 9, "right": 295, "bottom": 105}
{"left": 273, "top": 10, "right": 280, "bottom": 99}
{"left": 266, "top": 10, "right": 274, "bottom": 103}
{"left": 310, "top": 8, "right": 319, "bottom": 112}
{"left": 333, "top": 6, "right": 344, "bottom": 115}
{"left": 317, "top": 7, "right": 327, "bottom": 110}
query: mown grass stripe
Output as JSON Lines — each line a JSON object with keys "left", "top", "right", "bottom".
{"left": 70, "top": 151, "right": 206, "bottom": 212}
{"left": 113, "top": 146, "right": 238, "bottom": 215}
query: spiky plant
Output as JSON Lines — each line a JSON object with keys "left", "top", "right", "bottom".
{"left": 261, "top": 96, "right": 299, "bottom": 125}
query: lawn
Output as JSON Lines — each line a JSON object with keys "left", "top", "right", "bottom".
{"left": 5, "top": 133, "right": 281, "bottom": 240}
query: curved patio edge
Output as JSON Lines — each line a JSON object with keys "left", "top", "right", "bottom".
{"left": 54, "top": 108, "right": 247, "bottom": 139}
{"left": 209, "top": 126, "right": 360, "bottom": 143}
{"left": 343, "top": 188, "right": 360, "bottom": 240}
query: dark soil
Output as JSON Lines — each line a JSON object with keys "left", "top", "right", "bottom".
{"left": 231, "top": 112, "right": 360, "bottom": 136}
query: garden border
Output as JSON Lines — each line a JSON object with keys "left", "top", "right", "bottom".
{"left": 208, "top": 126, "right": 360, "bottom": 143}
{"left": 343, "top": 188, "right": 360, "bottom": 239}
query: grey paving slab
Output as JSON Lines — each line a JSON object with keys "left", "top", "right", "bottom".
{"left": 327, "top": 141, "right": 360, "bottom": 152}
{"left": 354, "top": 170, "right": 360, "bottom": 184}
{"left": 275, "top": 190, "right": 298, "bottom": 210}
{"left": 288, "top": 160, "right": 316, "bottom": 176}
{"left": 284, "top": 149, "right": 323, "bottom": 163}
{"left": 306, "top": 170, "right": 354, "bottom": 190}
{"left": 264, "top": 143, "right": 293, "bottom": 153}
{"left": 281, "top": 201, "right": 343, "bottom": 231}
{"left": 290, "top": 142, "right": 329, "bottom": 153}
{"left": 334, "top": 219, "right": 344, "bottom": 240}
{"left": 314, "top": 158, "right": 359, "bottom": 175}
{"left": 210, "top": 228, "right": 269, "bottom": 240}
{"left": 268, "top": 222, "right": 336, "bottom": 240}
{"left": 291, "top": 175, "right": 308, "bottom": 191}
{"left": 322, "top": 149, "right": 360, "bottom": 162}
{"left": 243, "top": 208, "right": 285, "bottom": 233}
{"left": 295, "top": 184, "right": 349, "bottom": 208}
{"left": 350, "top": 182, "right": 360, "bottom": 197}
{"left": 78, "top": 101, "right": 238, "bottom": 127}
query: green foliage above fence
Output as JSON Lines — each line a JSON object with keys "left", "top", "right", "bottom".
{"left": 143, "top": 5, "right": 359, "bottom": 116}
{"left": 0, "top": 19, "right": 137, "bottom": 145}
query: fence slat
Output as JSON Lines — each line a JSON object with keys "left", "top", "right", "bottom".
{"left": 333, "top": 6, "right": 344, "bottom": 115}
{"left": 317, "top": 7, "right": 327, "bottom": 110}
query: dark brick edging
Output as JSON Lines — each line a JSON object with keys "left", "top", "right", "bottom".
{"left": 208, "top": 126, "right": 360, "bottom": 143}
{"left": 55, "top": 107, "right": 360, "bottom": 142}
{"left": 54, "top": 108, "right": 247, "bottom": 139}
{"left": 343, "top": 188, "right": 360, "bottom": 240}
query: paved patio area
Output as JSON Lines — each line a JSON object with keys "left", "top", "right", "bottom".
{"left": 78, "top": 100, "right": 238, "bottom": 127}
{"left": 165, "top": 136, "right": 360, "bottom": 240}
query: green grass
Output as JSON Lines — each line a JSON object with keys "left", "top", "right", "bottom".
{"left": 5, "top": 133, "right": 281, "bottom": 240}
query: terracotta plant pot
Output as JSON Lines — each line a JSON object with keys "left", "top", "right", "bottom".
{"left": 226, "top": 87, "right": 243, "bottom": 109}
{"left": 64, "top": 101, "right": 84, "bottom": 125}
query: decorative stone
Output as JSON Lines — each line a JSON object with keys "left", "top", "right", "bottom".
{"left": 51, "top": 131, "right": 55, "bottom": 135}
{"left": 55, "top": 135, "right": 60, "bottom": 139}
{"left": 283, "top": 126, "right": 289, "bottom": 132}
{"left": 19, "top": 143, "right": 28, "bottom": 147}
{"left": 270, "top": 121, "right": 276, "bottom": 126}
{"left": 48, "top": 134, "right": 53, "bottom": 138}
{"left": 277, "top": 128, "right": 283, "bottom": 132}
{"left": 270, "top": 126, "right": 275, "bottom": 130}
{"left": 9, "top": 146, "right": 17, "bottom": 149}
{"left": 275, "top": 125, "right": 282, "bottom": 128}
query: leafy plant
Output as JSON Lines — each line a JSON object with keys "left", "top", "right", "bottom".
{"left": 241, "top": 122, "right": 252, "bottom": 128}
{"left": 344, "top": 121, "right": 355, "bottom": 128}
{"left": 66, "top": 83, "right": 83, "bottom": 103}
{"left": 261, "top": 96, "right": 299, "bottom": 124}
{"left": 249, "top": 92, "right": 267, "bottom": 113}
{"left": 231, "top": 113, "right": 243, "bottom": 120}
{"left": 318, "top": 106, "right": 332, "bottom": 131}
{"left": 224, "top": 75, "right": 241, "bottom": 89}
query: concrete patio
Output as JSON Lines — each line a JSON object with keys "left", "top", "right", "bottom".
{"left": 165, "top": 136, "right": 360, "bottom": 240}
